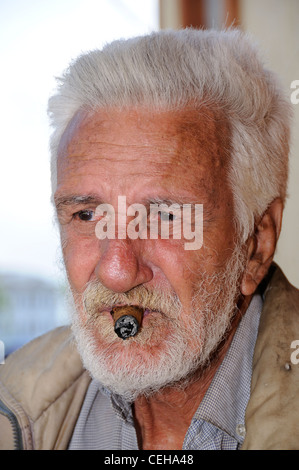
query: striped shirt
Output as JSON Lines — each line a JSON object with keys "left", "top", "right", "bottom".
{"left": 68, "top": 293, "right": 262, "bottom": 450}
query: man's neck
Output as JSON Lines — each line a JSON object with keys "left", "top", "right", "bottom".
{"left": 133, "top": 294, "right": 253, "bottom": 450}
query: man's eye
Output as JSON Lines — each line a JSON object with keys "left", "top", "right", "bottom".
{"left": 75, "top": 210, "right": 95, "bottom": 221}
{"left": 159, "top": 211, "right": 175, "bottom": 222}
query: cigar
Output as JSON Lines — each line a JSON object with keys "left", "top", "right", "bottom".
{"left": 110, "top": 305, "right": 144, "bottom": 340}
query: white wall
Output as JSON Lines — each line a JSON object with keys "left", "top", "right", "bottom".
{"left": 240, "top": 0, "right": 299, "bottom": 287}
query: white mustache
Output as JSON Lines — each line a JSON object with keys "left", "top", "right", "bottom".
{"left": 82, "top": 282, "right": 182, "bottom": 321}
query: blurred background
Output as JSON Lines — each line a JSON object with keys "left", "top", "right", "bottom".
{"left": 0, "top": 0, "right": 298, "bottom": 356}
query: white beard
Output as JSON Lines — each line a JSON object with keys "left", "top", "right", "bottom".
{"left": 70, "top": 244, "right": 247, "bottom": 401}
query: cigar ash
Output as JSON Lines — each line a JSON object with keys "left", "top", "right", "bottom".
{"left": 111, "top": 305, "right": 144, "bottom": 340}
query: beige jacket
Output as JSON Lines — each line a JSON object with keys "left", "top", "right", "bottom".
{"left": 0, "top": 265, "right": 299, "bottom": 450}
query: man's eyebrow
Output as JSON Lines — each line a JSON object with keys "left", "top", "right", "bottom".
{"left": 54, "top": 194, "right": 104, "bottom": 210}
{"left": 54, "top": 195, "right": 205, "bottom": 212}
{"left": 145, "top": 197, "right": 200, "bottom": 207}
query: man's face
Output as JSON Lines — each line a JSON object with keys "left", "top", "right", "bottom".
{"left": 55, "top": 107, "right": 245, "bottom": 399}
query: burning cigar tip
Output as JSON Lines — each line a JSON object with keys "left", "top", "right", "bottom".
{"left": 110, "top": 305, "right": 144, "bottom": 340}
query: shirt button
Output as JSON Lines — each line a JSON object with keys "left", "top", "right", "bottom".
{"left": 236, "top": 424, "right": 246, "bottom": 438}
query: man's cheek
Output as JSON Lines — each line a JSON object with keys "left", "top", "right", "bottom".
{"left": 62, "top": 237, "right": 100, "bottom": 292}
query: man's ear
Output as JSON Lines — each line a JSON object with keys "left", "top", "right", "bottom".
{"left": 240, "top": 198, "right": 284, "bottom": 296}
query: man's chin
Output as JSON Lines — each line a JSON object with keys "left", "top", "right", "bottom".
{"left": 71, "top": 317, "right": 205, "bottom": 401}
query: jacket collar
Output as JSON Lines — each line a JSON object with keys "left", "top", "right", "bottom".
{"left": 242, "top": 264, "right": 299, "bottom": 449}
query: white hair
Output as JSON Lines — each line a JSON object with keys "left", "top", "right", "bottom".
{"left": 48, "top": 28, "right": 292, "bottom": 242}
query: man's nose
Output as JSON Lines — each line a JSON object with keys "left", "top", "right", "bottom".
{"left": 95, "top": 239, "right": 153, "bottom": 293}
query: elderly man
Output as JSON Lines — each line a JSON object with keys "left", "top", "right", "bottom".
{"left": 0, "top": 28, "right": 298, "bottom": 451}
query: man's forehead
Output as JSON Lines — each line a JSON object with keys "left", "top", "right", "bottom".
{"left": 57, "top": 105, "right": 230, "bottom": 169}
